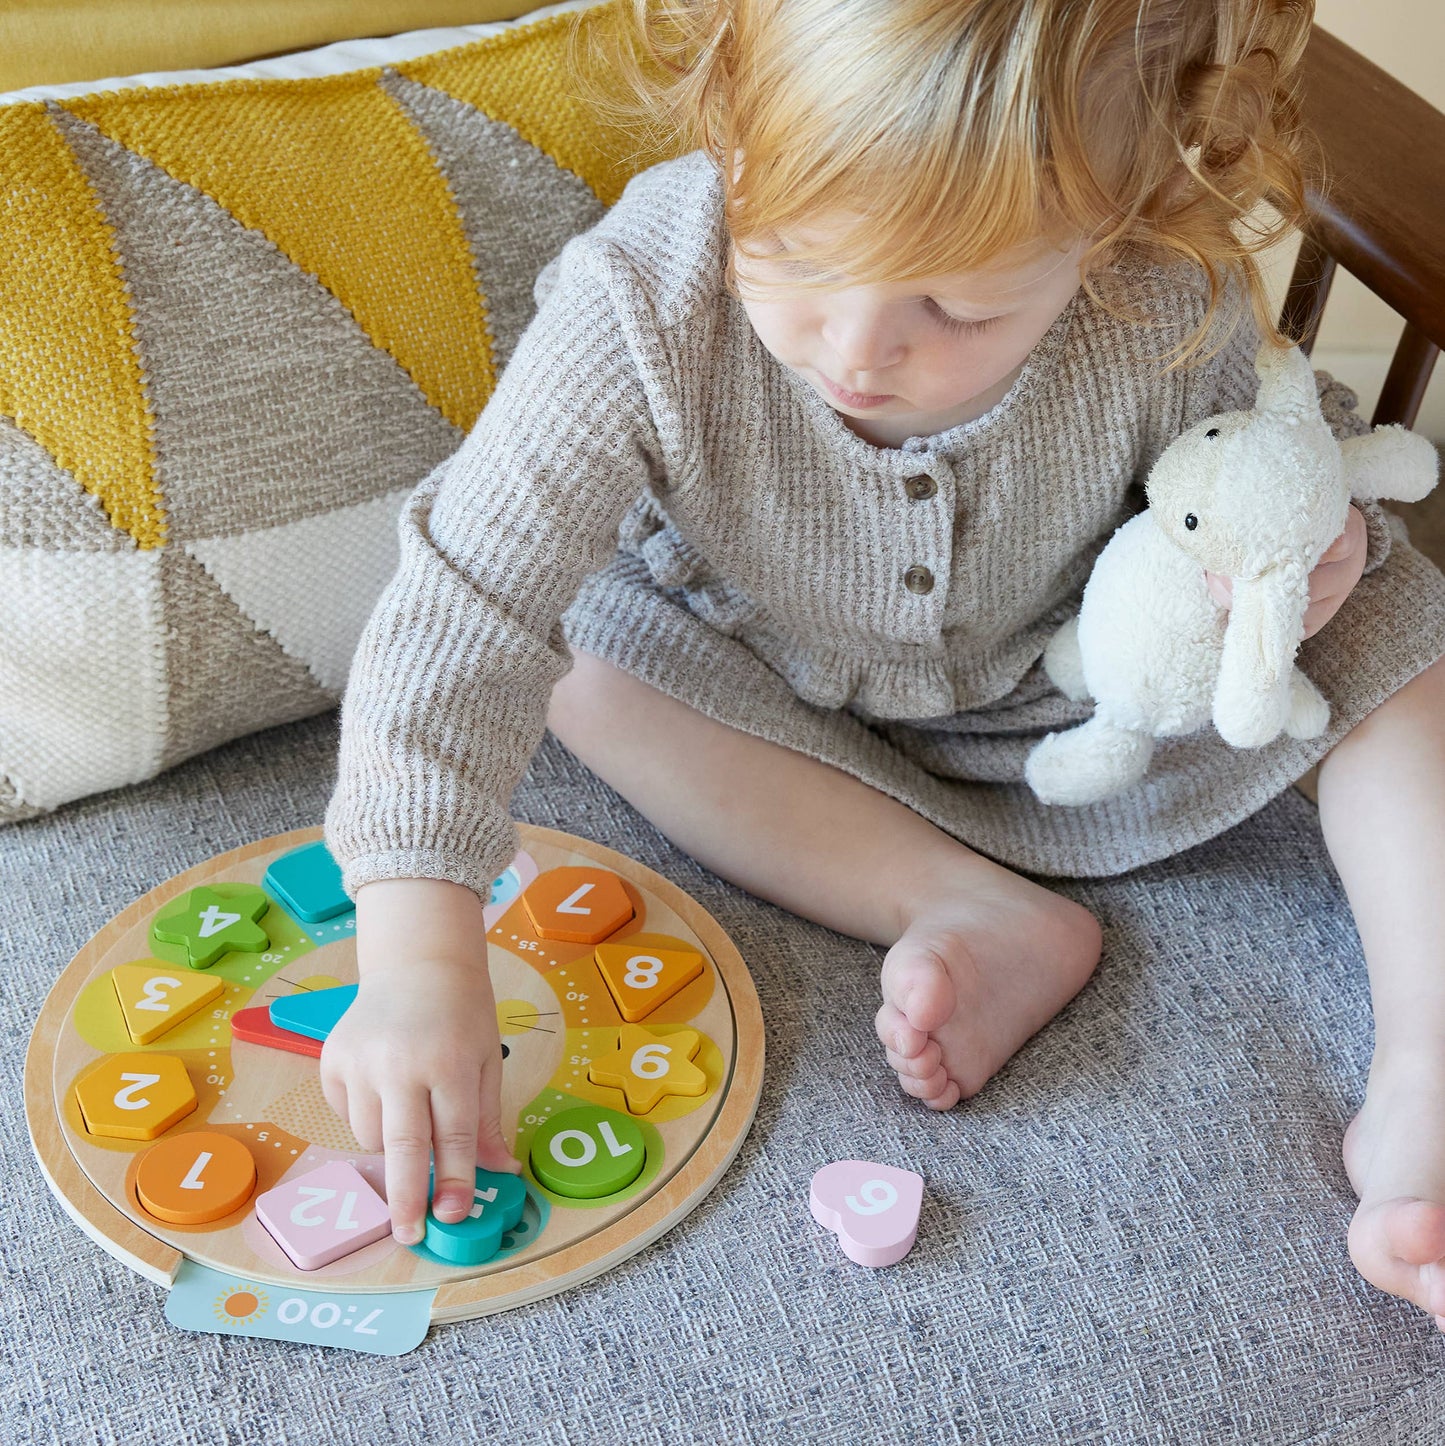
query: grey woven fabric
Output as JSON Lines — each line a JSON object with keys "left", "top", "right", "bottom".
{"left": 5, "top": 712, "right": 1442, "bottom": 1444}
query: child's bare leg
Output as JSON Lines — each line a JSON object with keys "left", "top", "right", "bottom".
{"left": 1316, "top": 652, "right": 1445, "bottom": 1327}
{"left": 548, "top": 648, "right": 1102, "bottom": 1106}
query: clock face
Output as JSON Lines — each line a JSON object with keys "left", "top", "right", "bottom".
{"left": 31, "top": 825, "right": 764, "bottom": 1322}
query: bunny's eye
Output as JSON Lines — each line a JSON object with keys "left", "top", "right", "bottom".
{"left": 1205, "top": 427, "right": 1220, "bottom": 439}
{"left": 1184, "top": 513, "right": 1198, "bottom": 530}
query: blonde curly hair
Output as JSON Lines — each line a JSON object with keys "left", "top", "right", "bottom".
{"left": 579, "top": 0, "right": 1319, "bottom": 364}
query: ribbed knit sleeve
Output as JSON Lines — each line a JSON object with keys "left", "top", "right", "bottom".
{"left": 1193, "top": 312, "right": 1393, "bottom": 575}
{"left": 324, "top": 236, "right": 665, "bottom": 901}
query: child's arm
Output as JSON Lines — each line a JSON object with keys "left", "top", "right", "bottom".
{"left": 319, "top": 878, "right": 517, "bottom": 1243}
{"left": 326, "top": 231, "right": 668, "bottom": 907}
{"left": 324, "top": 225, "right": 672, "bottom": 1236}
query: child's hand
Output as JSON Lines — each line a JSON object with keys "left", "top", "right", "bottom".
{"left": 319, "top": 878, "right": 521, "bottom": 1246}
{"left": 1204, "top": 503, "right": 1368, "bottom": 639}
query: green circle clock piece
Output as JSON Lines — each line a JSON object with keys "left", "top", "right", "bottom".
{"left": 529, "top": 1106, "right": 647, "bottom": 1200}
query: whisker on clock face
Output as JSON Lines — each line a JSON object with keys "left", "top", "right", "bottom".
{"left": 504, "top": 1011, "right": 560, "bottom": 1034}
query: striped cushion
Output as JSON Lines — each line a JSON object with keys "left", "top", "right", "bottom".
{"left": 0, "top": 0, "right": 674, "bottom": 820}
{"left": 0, "top": 1, "right": 545, "bottom": 93}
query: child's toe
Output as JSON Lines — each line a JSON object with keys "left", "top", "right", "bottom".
{"left": 1349, "top": 1197, "right": 1445, "bottom": 1316}
{"left": 896, "top": 1065, "right": 952, "bottom": 1103}
{"left": 885, "top": 1039, "right": 943, "bottom": 1080}
{"left": 1392, "top": 1199, "right": 1445, "bottom": 1267}
{"left": 875, "top": 1000, "right": 929, "bottom": 1058}
{"left": 879, "top": 936, "right": 957, "bottom": 1034}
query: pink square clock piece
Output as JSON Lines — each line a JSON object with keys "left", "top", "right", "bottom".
{"left": 255, "top": 1160, "right": 393, "bottom": 1270}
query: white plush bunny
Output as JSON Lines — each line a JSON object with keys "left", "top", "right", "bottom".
{"left": 1025, "top": 343, "right": 1439, "bottom": 807}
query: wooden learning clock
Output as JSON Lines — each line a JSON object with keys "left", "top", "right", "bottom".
{"left": 26, "top": 825, "right": 764, "bottom": 1352}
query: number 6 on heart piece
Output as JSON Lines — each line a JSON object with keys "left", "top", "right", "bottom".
{"left": 809, "top": 1160, "right": 925, "bottom": 1268}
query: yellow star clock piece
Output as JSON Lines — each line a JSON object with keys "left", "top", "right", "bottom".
{"left": 588, "top": 1025, "right": 709, "bottom": 1115}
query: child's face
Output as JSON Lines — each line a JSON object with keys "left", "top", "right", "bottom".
{"left": 735, "top": 224, "right": 1086, "bottom": 447}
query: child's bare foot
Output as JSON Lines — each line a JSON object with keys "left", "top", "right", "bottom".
{"left": 1342, "top": 1054, "right": 1445, "bottom": 1330}
{"left": 874, "top": 870, "right": 1102, "bottom": 1109}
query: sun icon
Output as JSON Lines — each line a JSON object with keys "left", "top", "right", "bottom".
{"left": 213, "top": 1282, "right": 269, "bottom": 1325}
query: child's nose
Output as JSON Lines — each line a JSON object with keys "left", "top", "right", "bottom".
{"left": 821, "top": 303, "right": 905, "bottom": 375}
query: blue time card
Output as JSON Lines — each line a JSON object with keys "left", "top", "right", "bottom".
{"left": 165, "top": 1259, "right": 435, "bottom": 1355}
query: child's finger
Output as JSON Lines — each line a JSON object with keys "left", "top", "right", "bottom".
{"left": 318, "top": 1060, "right": 349, "bottom": 1129}
{"left": 381, "top": 1086, "right": 434, "bottom": 1244}
{"left": 347, "top": 1086, "right": 383, "bottom": 1155}
{"left": 429, "top": 1087, "right": 483, "bottom": 1224}
{"left": 1320, "top": 507, "right": 1366, "bottom": 564}
{"left": 476, "top": 1053, "right": 522, "bottom": 1176}
{"left": 1301, "top": 589, "right": 1349, "bottom": 638}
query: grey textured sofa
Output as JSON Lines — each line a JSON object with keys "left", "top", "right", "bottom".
{"left": 6, "top": 712, "right": 1443, "bottom": 1444}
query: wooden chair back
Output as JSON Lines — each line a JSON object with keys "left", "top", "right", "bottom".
{"left": 1278, "top": 27, "right": 1445, "bottom": 428}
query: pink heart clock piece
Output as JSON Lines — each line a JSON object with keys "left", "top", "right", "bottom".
{"left": 809, "top": 1160, "right": 924, "bottom": 1267}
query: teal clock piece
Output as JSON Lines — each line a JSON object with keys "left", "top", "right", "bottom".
{"left": 423, "top": 1168, "right": 528, "bottom": 1266}
{"left": 151, "top": 883, "right": 271, "bottom": 969}
{"left": 268, "top": 983, "right": 358, "bottom": 1041}
{"left": 530, "top": 1106, "right": 647, "bottom": 1200}
{"left": 264, "top": 840, "right": 353, "bottom": 923}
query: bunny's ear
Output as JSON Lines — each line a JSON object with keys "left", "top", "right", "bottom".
{"left": 1213, "top": 566, "right": 1309, "bottom": 747}
{"left": 1341, "top": 425, "right": 1440, "bottom": 505}
{"left": 1253, "top": 343, "right": 1319, "bottom": 424}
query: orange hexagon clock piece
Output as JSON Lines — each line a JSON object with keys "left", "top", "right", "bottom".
{"left": 73, "top": 1053, "right": 197, "bottom": 1141}
{"left": 521, "top": 867, "right": 634, "bottom": 944}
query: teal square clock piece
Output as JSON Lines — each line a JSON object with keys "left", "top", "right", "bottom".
{"left": 264, "top": 841, "right": 353, "bottom": 923}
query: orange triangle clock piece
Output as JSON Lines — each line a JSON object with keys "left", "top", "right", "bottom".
{"left": 594, "top": 943, "right": 704, "bottom": 1022}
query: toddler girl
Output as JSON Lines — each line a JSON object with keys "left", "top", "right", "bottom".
{"left": 323, "top": 0, "right": 1445, "bottom": 1328}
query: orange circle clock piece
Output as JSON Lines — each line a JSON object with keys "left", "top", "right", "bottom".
{"left": 135, "top": 1131, "right": 258, "bottom": 1224}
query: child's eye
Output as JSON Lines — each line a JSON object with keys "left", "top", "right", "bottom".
{"left": 926, "top": 299, "right": 999, "bottom": 335}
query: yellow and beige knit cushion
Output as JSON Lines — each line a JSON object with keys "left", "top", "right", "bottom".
{"left": 0, "top": 1, "right": 546, "bottom": 93}
{"left": 0, "top": 0, "right": 675, "bottom": 821}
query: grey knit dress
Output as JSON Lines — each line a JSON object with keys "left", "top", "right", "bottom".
{"left": 324, "top": 151, "right": 1445, "bottom": 898}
